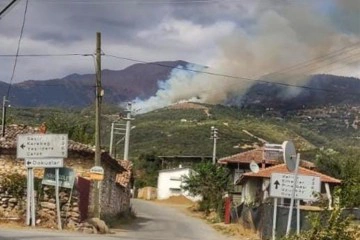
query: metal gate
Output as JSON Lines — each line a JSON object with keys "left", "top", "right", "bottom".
{"left": 77, "top": 177, "right": 90, "bottom": 221}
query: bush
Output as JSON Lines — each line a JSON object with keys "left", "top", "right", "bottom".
{"left": 282, "top": 207, "right": 358, "bottom": 240}
{"left": 0, "top": 173, "right": 27, "bottom": 199}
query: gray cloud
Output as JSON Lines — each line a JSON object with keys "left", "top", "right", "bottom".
{"left": 0, "top": 0, "right": 359, "bottom": 88}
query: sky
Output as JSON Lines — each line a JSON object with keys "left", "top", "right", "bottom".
{"left": 0, "top": 0, "right": 360, "bottom": 110}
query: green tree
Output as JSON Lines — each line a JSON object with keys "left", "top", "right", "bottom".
{"left": 133, "top": 152, "right": 161, "bottom": 188}
{"left": 182, "top": 162, "right": 231, "bottom": 219}
{"left": 46, "top": 113, "right": 93, "bottom": 144}
{"left": 316, "top": 148, "right": 360, "bottom": 208}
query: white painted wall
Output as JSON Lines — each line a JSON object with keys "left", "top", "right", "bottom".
{"left": 157, "top": 168, "right": 202, "bottom": 202}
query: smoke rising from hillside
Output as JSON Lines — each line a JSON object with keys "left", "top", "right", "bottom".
{"left": 134, "top": 0, "right": 360, "bottom": 113}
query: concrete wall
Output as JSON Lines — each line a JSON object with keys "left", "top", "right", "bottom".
{"left": 241, "top": 178, "right": 263, "bottom": 204}
{"left": 138, "top": 187, "right": 157, "bottom": 200}
{"left": 157, "top": 168, "right": 202, "bottom": 202}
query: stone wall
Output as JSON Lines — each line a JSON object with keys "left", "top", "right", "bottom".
{"left": 100, "top": 163, "right": 131, "bottom": 220}
{"left": 37, "top": 186, "right": 80, "bottom": 229}
{"left": 0, "top": 187, "right": 25, "bottom": 219}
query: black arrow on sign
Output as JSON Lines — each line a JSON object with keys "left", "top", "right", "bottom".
{"left": 20, "top": 144, "right": 25, "bottom": 149}
{"left": 27, "top": 161, "right": 31, "bottom": 165}
{"left": 274, "top": 180, "right": 280, "bottom": 189}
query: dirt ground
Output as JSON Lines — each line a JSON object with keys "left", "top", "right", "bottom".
{"left": 155, "top": 195, "right": 195, "bottom": 205}
{"left": 153, "top": 196, "right": 260, "bottom": 240}
{"left": 0, "top": 219, "right": 26, "bottom": 229}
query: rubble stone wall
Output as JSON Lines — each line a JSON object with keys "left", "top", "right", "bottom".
{"left": 99, "top": 163, "right": 131, "bottom": 220}
{"left": 0, "top": 187, "right": 25, "bottom": 219}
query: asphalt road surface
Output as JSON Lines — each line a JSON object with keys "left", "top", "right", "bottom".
{"left": 119, "top": 199, "right": 234, "bottom": 240}
{"left": 0, "top": 199, "right": 234, "bottom": 240}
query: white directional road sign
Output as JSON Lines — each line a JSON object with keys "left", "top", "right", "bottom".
{"left": 25, "top": 158, "right": 64, "bottom": 168}
{"left": 17, "top": 134, "right": 68, "bottom": 159}
{"left": 270, "top": 173, "right": 321, "bottom": 201}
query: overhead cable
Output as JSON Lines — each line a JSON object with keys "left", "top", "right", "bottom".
{"left": 6, "top": 0, "right": 28, "bottom": 98}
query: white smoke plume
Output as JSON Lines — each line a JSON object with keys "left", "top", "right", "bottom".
{"left": 134, "top": 0, "right": 360, "bottom": 113}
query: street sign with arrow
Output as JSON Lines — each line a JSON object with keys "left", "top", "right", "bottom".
{"left": 17, "top": 134, "right": 68, "bottom": 159}
{"left": 270, "top": 172, "right": 321, "bottom": 201}
{"left": 274, "top": 180, "right": 280, "bottom": 189}
{"left": 25, "top": 158, "right": 63, "bottom": 168}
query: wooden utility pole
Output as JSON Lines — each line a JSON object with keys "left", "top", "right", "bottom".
{"left": 2, "top": 96, "right": 9, "bottom": 137}
{"left": 94, "top": 32, "right": 102, "bottom": 218}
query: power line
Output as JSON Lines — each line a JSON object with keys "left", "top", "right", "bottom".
{"left": 266, "top": 42, "right": 360, "bottom": 76}
{"left": 36, "top": 0, "right": 242, "bottom": 5}
{"left": 0, "top": 0, "right": 19, "bottom": 19}
{"left": 103, "top": 53, "right": 360, "bottom": 95}
{"left": 0, "top": 53, "right": 94, "bottom": 57}
{"left": 6, "top": 0, "right": 28, "bottom": 98}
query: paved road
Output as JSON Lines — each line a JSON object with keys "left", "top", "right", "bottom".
{"left": 0, "top": 199, "right": 234, "bottom": 240}
{"left": 0, "top": 228, "right": 120, "bottom": 240}
{"left": 119, "top": 199, "right": 233, "bottom": 240}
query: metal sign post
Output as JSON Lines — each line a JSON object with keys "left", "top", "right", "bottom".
{"left": 286, "top": 153, "right": 300, "bottom": 236}
{"left": 30, "top": 168, "right": 35, "bottom": 227}
{"left": 296, "top": 200, "right": 300, "bottom": 235}
{"left": 26, "top": 168, "right": 31, "bottom": 226}
{"left": 272, "top": 198, "right": 278, "bottom": 240}
{"left": 55, "top": 168, "right": 62, "bottom": 230}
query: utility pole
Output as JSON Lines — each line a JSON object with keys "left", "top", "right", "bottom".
{"left": 124, "top": 102, "right": 133, "bottom": 160}
{"left": 109, "top": 122, "right": 115, "bottom": 157}
{"left": 94, "top": 32, "right": 102, "bottom": 218}
{"left": 109, "top": 122, "right": 127, "bottom": 158}
{"left": 2, "top": 96, "right": 9, "bottom": 137}
{"left": 210, "top": 126, "right": 218, "bottom": 164}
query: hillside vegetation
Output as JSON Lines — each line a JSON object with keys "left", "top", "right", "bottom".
{"left": 7, "top": 102, "right": 359, "bottom": 160}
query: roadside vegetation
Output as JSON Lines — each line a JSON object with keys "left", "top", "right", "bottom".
{"left": 3, "top": 102, "right": 360, "bottom": 238}
{"left": 182, "top": 162, "right": 231, "bottom": 222}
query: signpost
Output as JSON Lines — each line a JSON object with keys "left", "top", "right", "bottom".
{"left": 271, "top": 141, "right": 322, "bottom": 239}
{"left": 89, "top": 166, "right": 104, "bottom": 181}
{"left": 25, "top": 158, "right": 63, "bottom": 168}
{"left": 16, "top": 133, "right": 68, "bottom": 230}
{"left": 270, "top": 173, "right": 321, "bottom": 200}
{"left": 17, "top": 134, "right": 68, "bottom": 158}
{"left": 42, "top": 168, "right": 75, "bottom": 189}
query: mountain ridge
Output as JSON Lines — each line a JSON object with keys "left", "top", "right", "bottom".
{"left": 0, "top": 60, "right": 359, "bottom": 109}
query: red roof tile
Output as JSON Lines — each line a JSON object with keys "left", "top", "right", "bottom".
{"left": 238, "top": 163, "right": 341, "bottom": 184}
{"left": 218, "top": 147, "right": 271, "bottom": 164}
{"left": 218, "top": 147, "right": 315, "bottom": 169}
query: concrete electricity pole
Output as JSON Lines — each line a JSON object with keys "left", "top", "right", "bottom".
{"left": 109, "top": 121, "right": 126, "bottom": 158}
{"left": 210, "top": 126, "right": 218, "bottom": 164}
{"left": 124, "top": 102, "right": 133, "bottom": 160}
{"left": 94, "top": 32, "right": 102, "bottom": 218}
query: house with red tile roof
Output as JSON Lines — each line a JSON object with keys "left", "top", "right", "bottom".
{"left": 236, "top": 163, "right": 341, "bottom": 208}
{"left": 218, "top": 145, "right": 315, "bottom": 198}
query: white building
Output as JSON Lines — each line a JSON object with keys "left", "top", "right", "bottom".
{"left": 157, "top": 167, "right": 202, "bottom": 202}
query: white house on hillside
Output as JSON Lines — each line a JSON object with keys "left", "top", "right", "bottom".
{"left": 157, "top": 167, "right": 202, "bottom": 202}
